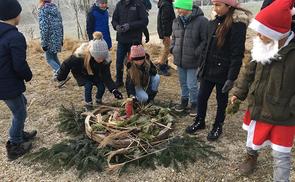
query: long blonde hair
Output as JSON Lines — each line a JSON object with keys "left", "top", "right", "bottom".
{"left": 128, "top": 54, "right": 151, "bottom": 87}
{"left": 83, "top": 32, "right": 104, "bottom": 75}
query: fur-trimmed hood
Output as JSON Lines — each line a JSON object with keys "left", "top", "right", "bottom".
{"left": 211, "top": 9, "right": 251, "bottom": 26}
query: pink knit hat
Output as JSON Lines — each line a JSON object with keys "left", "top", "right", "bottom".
{"left": 211, "top": 0, "right": 239, "bottom": 7}
{"left": 130, "top": 45, "right": 145, "bottom": 60}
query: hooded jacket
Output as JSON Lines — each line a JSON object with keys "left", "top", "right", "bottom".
{"left": 0, "top": 22, "right": 32, "bottom": 100}
{"left": 170, "top": 6, "right": 208, "bottom": 69}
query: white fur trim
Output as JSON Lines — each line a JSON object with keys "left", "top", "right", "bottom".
{"left": 249, "top": 19, "right": 290, "bottom": 41}
{"left": 246, "top": 120, "right": 292, "bottom": 153}
{"left": 291, "top": 7, "right": 295, "bottom": 16}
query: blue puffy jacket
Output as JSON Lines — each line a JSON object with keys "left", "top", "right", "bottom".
{"left": 86, "top": 5, "right": 112, "bottom": 49}
{"left": 38, "top": 2, "right": 63, "bottom": 53}
{"left": 0, "top": 23, "right": 32, "bottom": 100}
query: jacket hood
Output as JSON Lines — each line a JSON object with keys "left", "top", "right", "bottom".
{"left": 191, "top": 5, "right": 204, "bottom": 18}
{"left": 0, "top": 22, "right": 16, "bottom": 37}
{"left": 211, "top": 9, "right": 251, "bottom": 26}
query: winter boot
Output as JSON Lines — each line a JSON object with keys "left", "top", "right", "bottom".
{"left": 23, "top": 130, "right": 37, "bottom": 141}
{"left": 158, "top": 63, "right": 170, "bottom": 76}
{"left": 175, "top": 97, "right": 189, "bottom": 112}
{"left": 84, "top": 102, "right": 93, "bottom": 111}
{"left": 189, "top": 102, "right": 198, "bottom": 117}
{"left": 6, "top": 140, "right": 32, "bottom": 161}
{"left": 185, "top": 116, "right": 205, "bottom": 134}
{"left": 207, "top": 124, "right": 223, "bottom": 141}
{"left": 239, "top": 153, "right": 258, "bottom": 176}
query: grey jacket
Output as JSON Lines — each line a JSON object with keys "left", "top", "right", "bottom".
{"left": 170, "top": 6, "right": 208, "bottom": 69}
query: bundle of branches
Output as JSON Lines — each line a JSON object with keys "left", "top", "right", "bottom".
{"left": 58, "top": 104, "right": 85, "bottom": 136}
{"left": 109, "top": 135, "right": 223, "bottom": 173}
{"left": 24, "top": 136, "right": 111, "bottom": 178}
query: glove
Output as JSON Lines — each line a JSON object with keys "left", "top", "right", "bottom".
{"left": 42, "top": 46, "right": 48, "bottom": 52}
{"left": 222, "top": 80, "right": 234, "bottom": 93}
{"left": 126, "top": 62, "right": 132, "bottom": 69}
{"left": 112, "top": 89, "right": 123, "bottom": 99}
{"left": 121, "top": 23, "right": 130, "bottom": 32}
{"left": 115, "top": 25, "right": 123, "bottom": 33}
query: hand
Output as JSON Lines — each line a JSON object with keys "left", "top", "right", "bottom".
{"left": 42, "top": 46, "right": 48, "bottom": 52}
{"left": 222, "top": 80, "right": 234, "bottom": 93}
{"left": 116, "top": 25, "right": 123, "bottom": 33}
{"left": 112, "top": 89, "right": 123, "bottom": 99}
{"left": 231, "top": 95, "right": 238, "bottom": 104}
{"left": 121, "top": 23, "right": 130, "bottom": 32}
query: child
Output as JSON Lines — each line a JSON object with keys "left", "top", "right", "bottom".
{"left": 57, "top": 32, "right": 123, "bottom": 109}
{"left": 38, "top": 0, "right": 64, "bottom": 80}
{"left": 86, "top": 0, "right": 112, "bottom": 49}
{"left": 125, "top": 45, "right": 160, "bottom": 103}
{"left": 185, "top": 0, "right": 251, "bottom": 140}
{"left": 0, "top": 0, "right": 37, "bottom": 160}
{"left": 156, "top": 0, "right": 175, "bottom": 76}
{"left": 231, "top": 0, "right": 295, "bottom": 180}
{"left": 171, "top": 0, "right": 208, "bottom": 116}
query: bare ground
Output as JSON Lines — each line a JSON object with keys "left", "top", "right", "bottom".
{"left": 0, "top": 35, "right": 294, "bottom": 182}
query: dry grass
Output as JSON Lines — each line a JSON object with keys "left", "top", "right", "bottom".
{"left": 0, "top": 35, "right": 294, "bottom": 181}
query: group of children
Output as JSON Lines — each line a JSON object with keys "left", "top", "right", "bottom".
{"left": 1, "top": 0, "right": 295, "bottom": 180}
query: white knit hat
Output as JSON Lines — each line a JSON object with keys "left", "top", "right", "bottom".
{"left": 89, "top": 39, "right": 109, "bottom": 60}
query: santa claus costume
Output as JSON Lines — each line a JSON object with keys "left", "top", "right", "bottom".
{"left": 232, "top": 0, "right": 295, "bottom": 180}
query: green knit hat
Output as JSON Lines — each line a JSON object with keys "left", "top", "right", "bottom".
{"left": 173, "top": 0, "right": 193, "bottom": 10}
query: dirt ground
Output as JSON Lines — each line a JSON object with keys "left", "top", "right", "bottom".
{"left": 0, "top": 33, "right": 294, "bottom": 182}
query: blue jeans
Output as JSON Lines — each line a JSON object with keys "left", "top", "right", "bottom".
{"left": 135, "top": 74, "right": 160, "bottom": 103}
{"left": 3, "top": 94, "right": 27, "bottom": 144}
{"left": 45, "top": 51, "right": 61, "bottom": 74}
{"left": 177, "top": 67, "right": 198, "bottom": 103}
{"left": 84, "top": 80, "right": 105, "bottom": 103}
{"left": 116, "top": 42, "right": 132, "bottom": 83}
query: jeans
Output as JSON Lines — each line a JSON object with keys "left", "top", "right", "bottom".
{"left": 197, "top": 79, "right": 228, "bottom": 126}
{"left": 135, "top": 74, "right": 160, "bottom": 103}
{"left": 84, "top": 80, "right": 105, "bottom": 103}
{"left": 177, "top": 67, "right": 198, "bottom": 104}
{"left": 3, "top": 94, "right": 27, "bottom": 144}
{"left": 116, "top": 42, "right": 132, "bottom": 83}
{"left": 45, "top": 51, "right": 61, "bottom": 74}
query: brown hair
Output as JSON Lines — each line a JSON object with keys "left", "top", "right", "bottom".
{"left": 84, "top": 50, "right": 94, "bottom": 75}
{"left": 215, "top": 7, "right": 251, "bottom": 48}
{"left": 128, "top": 55, "right": 151, "bottom": 87}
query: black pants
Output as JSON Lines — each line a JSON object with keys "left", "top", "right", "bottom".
{"left": 197, "top": 79, "right": 228, "bottom": 127}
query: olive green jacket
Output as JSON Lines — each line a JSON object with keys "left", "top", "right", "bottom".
{"left": 233, "top": 40, "right": 295, "bottom": 126}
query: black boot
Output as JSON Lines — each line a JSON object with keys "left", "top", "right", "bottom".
{"left": 147, "top": 90, "right": 158, "bottom": 103}
{"left": 185, "top": 116, "right": 205, "bottom": 134}
{"left": 207, "top": 124, "right": 223, "bottom": 141}
{"left": 23, "top": 130, "right": 37, "bottom": 141}
{"left": 175, "top": 97, "right": 189, "bottom": 112}
{"left": 6, "top": 140, "right": 32, "bottom": 161}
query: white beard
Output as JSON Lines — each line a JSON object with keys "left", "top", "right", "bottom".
{"left": 251, "top": 36, "right": 279, "bottom": 65}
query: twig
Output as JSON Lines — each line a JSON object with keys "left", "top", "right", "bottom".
{"left": 27, "top": 98, "right": 36, "bottom": 111}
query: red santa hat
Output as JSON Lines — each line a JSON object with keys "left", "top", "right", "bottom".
{"left": 249, "top": 0, "right": 295, "bottom": 41}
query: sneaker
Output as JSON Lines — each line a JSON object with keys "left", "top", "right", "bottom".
{"left": 207, "top": 125, "right": 223, "bottom": 141}
{"left": 6, "top": 140, "right": 32, "bottom": 161}
{"left": 238, "top": 153, "right": 258, "bottom": 176}
{"left": 95, "top": 99, "right": 102, "bottom": 105}
{"left": 189, "top": 102, "right": 197, "bottom": 117}
{"left": 185, "top": 116, "right": 205, "bottom": 134}
{"left": 23, "top": 130, "right": 37, "bottom": 141}
{"left": 174, "top": 98, "right": 188, "bottom": 112}
{"left": 84, "top": 102, "right": 93, "bottom": 111}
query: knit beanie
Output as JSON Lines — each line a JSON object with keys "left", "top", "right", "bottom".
{"left": 173, "top": 0, "right": 193, "bottom": 10}
{"left": 96, "top": 0, "right": 107, "bottom": 5}
{"left": 211, "top": 0, "right": 239, "bottom": 7}
{"left": 89, "top": 32, "right": 109, "bottom": 60}
{"left": 0, "top": 0, "right": 22, "bottom": 21}
{"left": 130, "top": 45, "right": 146, "bottom": 60}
